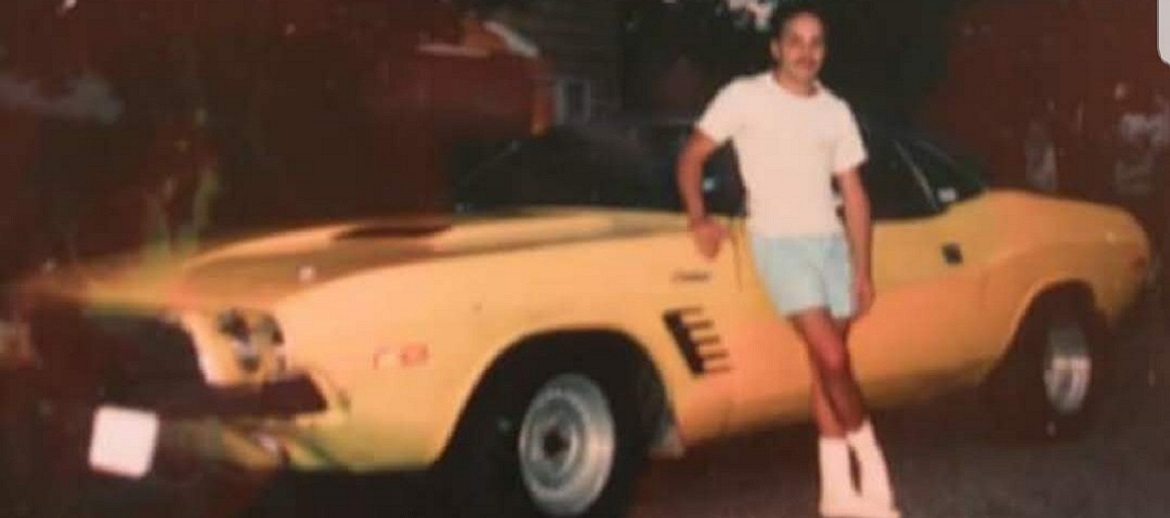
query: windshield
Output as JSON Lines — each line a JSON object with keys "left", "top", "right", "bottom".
{"left": 452, "top": 121, "right": 743, "bottom": 215}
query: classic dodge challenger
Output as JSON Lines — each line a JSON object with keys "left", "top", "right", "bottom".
{"left": 5, "top": 122, "right": 1150, "bottom": 517}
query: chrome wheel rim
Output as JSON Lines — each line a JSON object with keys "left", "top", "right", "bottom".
{"left": 518, "top": 373, "right": 615, "bottom": 517}
{"left": 1042, "top": 317, "right": 1093, "bottom": 415}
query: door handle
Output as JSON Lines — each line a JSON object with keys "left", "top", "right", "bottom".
{"left": 942, "top": 242, "right": 963, "bottom": 265}
{"left": 672, "top": 270, "right": 712, "bottom": 283}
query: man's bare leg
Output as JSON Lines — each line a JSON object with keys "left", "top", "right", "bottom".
{"left": 810, "top": 372, "right": 847, "bottom": 437}
{"left": 791, "top": 308, "right": 865, "bottom": 429}
{"left": 809, "top": 360, "right": 859, "bottom": 515}
{"left": 831, "top": 318, "right": 896, "bottom": 511}
{"left": 794, "top": 308, "right": 863, "bottom": 516}
{"left": 816, "top": 318, "right": 861, "bottom": 433}
{"left": 795, "top": 310, "right": 898, "bottom": 518}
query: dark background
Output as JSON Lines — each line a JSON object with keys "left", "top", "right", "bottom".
{"left": 0, "top": 0, "right": 1164, "bottom": 275}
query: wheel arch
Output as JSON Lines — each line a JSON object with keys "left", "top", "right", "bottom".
{"left": 1006, "top": 279, "right": 1101, "bottom": 344}
{"left": 994, "top": 277, "right": 1106, "bottom": 373}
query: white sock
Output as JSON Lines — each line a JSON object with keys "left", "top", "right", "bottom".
{"left": 818, "top": 436, "right": 856, "bottom": 505}
{"left": 846, "top": 421, "right": 895, "bottom": 507}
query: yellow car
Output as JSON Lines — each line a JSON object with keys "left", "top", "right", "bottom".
{"left": 7, "top": 123, "right": 1150, "bottom": 517}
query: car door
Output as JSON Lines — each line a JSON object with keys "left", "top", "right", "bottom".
{"left": 893, "top": 136, "right": 1000, "bottom": 358}
{"left": 846, "top": 133, "right": 991, "bottom": 402}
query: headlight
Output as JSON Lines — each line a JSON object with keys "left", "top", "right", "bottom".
{"left": 216, "top": 309, "right": 286, "bottom": 377}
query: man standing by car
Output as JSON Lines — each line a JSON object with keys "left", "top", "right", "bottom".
{"left": 676, "top": 4, "right": 899, "bottom": 518}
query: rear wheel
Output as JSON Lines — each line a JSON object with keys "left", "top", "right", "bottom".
{"left": 985, "top": 293, "right": 1105, "bottom": 441}
{"left": 436, "top": 351, "right": 650, "bottom": 518}
{"left": 1041, "top": 313, "right": 1094, "bottom": 419}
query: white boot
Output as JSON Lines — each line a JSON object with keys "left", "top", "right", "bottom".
{"left": 817, "top": 437, "right": 877, "bottom": 517}
{"left": 846, "top": 420, "right": 898, "bottom": 512}
{"left": 820, "top": 497, "right": 902, "bottom": 518}
{"left": 817, "top": 436, "right": 853, "bottom": 504}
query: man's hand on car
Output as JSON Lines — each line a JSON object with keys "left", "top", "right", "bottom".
{"left": 689, "top": 217, "right": 727, "bottom": 260}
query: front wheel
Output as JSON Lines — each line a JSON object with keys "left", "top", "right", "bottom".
{"left": 436, "top": 355, "right": 648, "bottom": 518}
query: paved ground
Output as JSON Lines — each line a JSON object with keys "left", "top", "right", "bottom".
{"left": 3, "top": 296, "right": 1168, "bottom": 518}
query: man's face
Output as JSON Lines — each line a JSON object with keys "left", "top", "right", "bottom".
{"left": 770, "top": 13, "right": 825, "bottom": 83}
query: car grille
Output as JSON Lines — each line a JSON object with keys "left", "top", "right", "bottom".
{"left": 25, "top": 301, "right": 204, "bottom": 406}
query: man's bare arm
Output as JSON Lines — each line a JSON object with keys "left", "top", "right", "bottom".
{"left": 837, "top": 168, "right": 872, "bottom": 276}
{"left": 677, "top": 131, "right": 726, "bottom": 259}
{"left": 677, "top": 131, "right": 720, "bottom": 224}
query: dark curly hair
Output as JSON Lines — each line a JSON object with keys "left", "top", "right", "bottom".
{"left": 769, "top": 1, "right": 827, "bottom": 40}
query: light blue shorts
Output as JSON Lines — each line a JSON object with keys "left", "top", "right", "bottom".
{"left": 750, "top": 233, "right": 855, "bottom": 320}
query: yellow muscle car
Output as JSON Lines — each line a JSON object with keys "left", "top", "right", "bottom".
{"left": 6, "top": 122, "right": 1150, "bottom": 517}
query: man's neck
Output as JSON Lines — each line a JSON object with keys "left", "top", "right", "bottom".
{"left": 771, "top": 68, "right": 817, "bottom": 97}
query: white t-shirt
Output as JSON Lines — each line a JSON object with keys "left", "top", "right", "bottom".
{"left": 696, "top": 72, "right": 867, "bottom": 237}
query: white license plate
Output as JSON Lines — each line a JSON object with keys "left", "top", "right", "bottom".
{"left": 88, "top": 406, "right": 160, "bottom": 478}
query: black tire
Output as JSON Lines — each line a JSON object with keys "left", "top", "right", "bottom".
{"left": 984, "top": 292, "right": 1107, "bottom": 441}
{"left": 434, "top": 349, "right": 650, "bottom": 518}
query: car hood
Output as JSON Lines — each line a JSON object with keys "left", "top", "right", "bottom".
{"left": 17, "top": 207, "right": 686, "bottom": 311}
